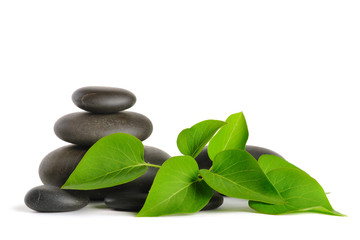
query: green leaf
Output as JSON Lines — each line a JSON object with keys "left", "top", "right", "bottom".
{"left": 137, "top": 156, "right": 213, "bottom": 217}
{"left": 177, "top": 119, "right": 226, "bottom": 158}
{"left": 62, "top": 133, "right": 147, "bottom": 190}
{"left": 208, "top": 112, "right": 248, "bottom": 160}
{"left": 258, "top": 154, "right": 304, "bottom": 174}
{"left": 248, "top": 168, "right": 344, "bottom": 216}
{"left": 199, "top": 150, "right": 284, "bottom": 204}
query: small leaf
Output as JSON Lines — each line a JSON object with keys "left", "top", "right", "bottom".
{"left": 199, "top": 150, "right": 284, "bottom": 204}
{"left": 248, "top": 168, "right": 344, "bottom": 216}
{"left": 62, "top": 133, "right": 147, "bottom": 190}
{"left": 177, "top": 120, "right": 226, "bottom": 158}
{"left": 137, "top": 156, "right": 213, "bottom": 217}
{"left": 208, "top": 112, "right": 248, "bottom": 160}
{"left": 258, "top": 154, "right": 304, "bottom": 174}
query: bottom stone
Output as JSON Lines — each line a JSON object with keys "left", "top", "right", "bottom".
{"left": 24, "top": 185, "right": 89, "bottom": 212}
{"left": 105, "top": 192, "right": 147, "bottom": 212}
{"left": 104, "top": 191, "right": 224, "bottom": 212}
{"left": 201, "top": 192, "right": 224, "bottom": 211}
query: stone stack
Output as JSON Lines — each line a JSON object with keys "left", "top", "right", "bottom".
{"left": 25, "top": 87, "right": 168, "bottom": 212}
{"left": 24, "top": 86, "right": 224, "bottom": 212}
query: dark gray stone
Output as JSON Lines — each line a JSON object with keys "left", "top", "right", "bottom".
{"left": 195, "top": 146, "right": 213, "bottom": 169}
{"left": 39, "top": 145, "right": 170, "bottom": 200}
{"left": 201, "top": 191, "right": 224, "bottom": 211}
{"left": 195, "top": 145, "right": 284, "bottom": 169}
{"left": 39, "top": 145, "right": 89, "bottom": 187}
{"left": 104, "top": 191, "right": 224, "bottom": 212}
{"left": 24, "top": 185, "right": 89, "bottom": 212}
{"left": 195, "top": 147, "right": 212, "bottom": 170}
{"left": 105, "top": 192, "right": 147, "bottom": 212}
{"left": 72, "top": 86, "right": 137, "bottom": 114}
{"left": 54, "top": 111, "right": 153, "bottom": 146}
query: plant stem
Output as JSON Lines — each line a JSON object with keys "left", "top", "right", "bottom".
{"left": 144, "top": 163, "right": 162, "bottom": 169}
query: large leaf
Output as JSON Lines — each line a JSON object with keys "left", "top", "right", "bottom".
{"left": 62, "top": 133, "right": 147, "bottom": 190}
{"left": 207, "top": 112, "right": 248, "bottom": 160}
{"left": 258, "top": 154, "right": 304, "bottom": 174}
{"left": 177, "top": 119, "right": 226, "bottom": 158}
{"left": 137, "top": 156, "right": 213, "bottom": 217}
{"left": 249, "top": 168, "right": 344, "bottom": 216}
{"left": 199, "top": 150, "right": 284, "bottom": 204}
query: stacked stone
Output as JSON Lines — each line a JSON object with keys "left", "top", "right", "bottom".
{"left": 25, "top": 87, "right": 168, "bottom": 212}
{"left": 24, "top": 86, "right": 225, "bottom": 213}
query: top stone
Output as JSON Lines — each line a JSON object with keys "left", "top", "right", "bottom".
{"left": 72, "top": 86, "right": 137, "bottom": 114}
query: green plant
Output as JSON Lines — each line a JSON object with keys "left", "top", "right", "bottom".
{"left": 62, "top": 112, "right": 344, "bottom": 217}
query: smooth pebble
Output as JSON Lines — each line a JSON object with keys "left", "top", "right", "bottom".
{"left": 39, "top": 145, "right": 88, "bottom": 187}
{"left": 72, "top": 86, "right": 136, "bottom": 114}
{"left": 201, "top": 191, "right": 224, "bottom": 211}
{"left": 104, "top": 191, "right": 224, "bottom": 212}
{"left": 54, "top": 111, "right": 153, "bottom": 146}
{"left": 39, "top": 145, "right": 170, "bottom": 200}
{"left": 24, "top": 185, "right": 89, "bottom": 212}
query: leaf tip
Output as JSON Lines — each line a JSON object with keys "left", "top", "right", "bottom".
{"left": 330, "top": 209, "right": 347, "bottom": 217}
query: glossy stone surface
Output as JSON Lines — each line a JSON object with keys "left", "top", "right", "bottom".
{"left": 24, "top": 185, "right": 89, "bottom": 212}
{"left": 201, "top": 191, "right": 224, "bottom": 211}
{"left": 104, "top": 191, "right": 224, "bottom": 212}
{"left": 39, "top": 145, "right": 170, "bottom": 200}
{"left": 195, "top": 147, "right": 213, "bottom": 169}
{"left": 195, "top": 145, "right": 284, "bottom": 169}
{"left": 54, "top": 111, "right": 153, "bottom": 146}
{"left": 87, "top": 146, "right": 170, "bottom": 200}
{"left": 72, "top": 86, "right": 136, "bottom": 114}
{"left": 39, "top": 145, "right": 89, "bottom": 187}
{"left": 105, "top": 192, "right": 147, "bottom": 212}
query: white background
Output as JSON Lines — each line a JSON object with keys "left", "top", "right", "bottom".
{"left": 1, "top": 0, "right": 359, "bottom": 239}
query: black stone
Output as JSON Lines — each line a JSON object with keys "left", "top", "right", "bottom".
{"left": 39, "top": 145, "right": 170, "bottom": 200}
{"left": 201, "top": 191, "right": 224, "bottom": 211}
{"left": 72, "top": 86, "right": 137, "bottom": 114}
{"left": 39, "top": 145, "right": 88, "bottom": 187}
{"left": 104, "top": 192, "right": 147, "bottom": 212}
{"left": 195, "top": 145, "right": 284, "bottom": 169}
{"left": 195, "top": 147, "right": 213, "bottom": 169}
{"left": 195, "top": 147, "right": 212, "bottom": 169}
{"left": 24, "top": 185, "right": 89, "bottom": 212}
{"left": 104, "top": 191, "right": 224, "bottom": 212}
{"left": 54, "top": 111, "right": 153, "bottom": 146}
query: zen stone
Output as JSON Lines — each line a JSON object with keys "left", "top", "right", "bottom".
{"left": 39, "top": 145, "right": 170, "bottom": 200}
{"left": 39, "top": 145, "right": 89, "bottom": 187}
{"left": 201, "top": 191, "right": 224, "bottom": 211}
{"left": 24, "top": 185, "right": 89, "bottom": 212}
{"left": 54, "top": 111, "right": 153, "bottom": 146}
{"left": 86, "top": 146, "right": 170, "bottom": 200}
{"left": 72, "top": 86, "right": 137, "bottom": 114}
{"left": 105, "top": 192, "right": 148, "bottom": 212}
{"left": 104, "top": 191, "right": 224, "bottom": 212}
{"left": 195, "top": 145, "right": 284, "bottom": 169}
{"left": 195, "top": 146, "right": 213, "bottom": 169}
